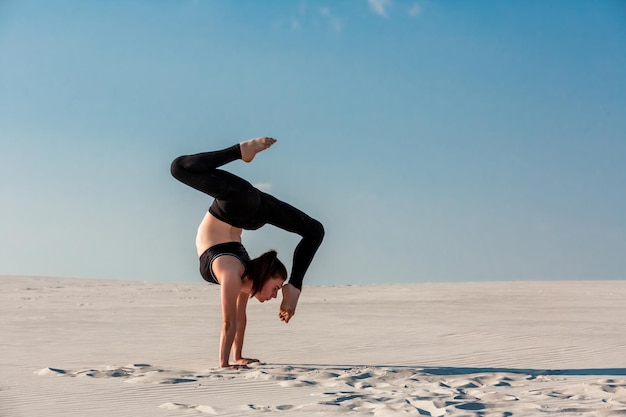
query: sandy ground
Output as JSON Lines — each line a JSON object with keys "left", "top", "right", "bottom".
{"left": 1, "top": 276, "right": 625, "bottom": 416}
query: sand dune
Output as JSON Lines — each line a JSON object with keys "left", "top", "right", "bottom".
{"left": 2, "top": 276, "right": 626, "bottom": 416}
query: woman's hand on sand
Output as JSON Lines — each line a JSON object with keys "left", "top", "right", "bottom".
{"left": 240, "top": 137, "right": 277, "bottom": 163}
{"left": 279, "top": 283, "right": 300, "bottom": 323}
{"left": 234, "top": 357, "right": 260, "bottom": 365}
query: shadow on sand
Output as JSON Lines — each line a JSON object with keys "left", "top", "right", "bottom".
{"left": 421, "top": 367, "right": 626, "bottom": 377}
{"left": 273, "top": 364, "right": 626, "bottom": 377}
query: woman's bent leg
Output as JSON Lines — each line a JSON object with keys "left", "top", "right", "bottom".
{"left": 170, "top": 145, "right": 255, "bottom": 200}
{"left": 264, "top": 194, "right": 324, "bottom": 290}
{"left": 172, "top": 145, "right": 241, "bottom": 174}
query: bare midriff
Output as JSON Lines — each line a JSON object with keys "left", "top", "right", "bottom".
{"left": 195, "top": 211, "right": 243, "bottom": 257}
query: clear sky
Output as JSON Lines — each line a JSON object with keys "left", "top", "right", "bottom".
{"left": 1, "top": 0, "right": 625, "bottom": 286}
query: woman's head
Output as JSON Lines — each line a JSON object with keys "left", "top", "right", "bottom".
{"left": 247, "top": 250, "right": 287, "bottom": 302}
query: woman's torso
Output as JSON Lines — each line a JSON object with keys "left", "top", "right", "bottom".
{"left": 196, "top": 211, "right": 243, "bottom": 257}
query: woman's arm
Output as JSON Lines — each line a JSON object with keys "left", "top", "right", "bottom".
{"left": 219, "top": 272, "right": 241, "bottom": 368}
{"left": 214, "top": 256, "right": 246, "bottom": 368}
{"left": 232, "top": 291, "right": 257, "bottom": 364}
{"left": 232, "top": 291, "right": 247, "bottom": 361}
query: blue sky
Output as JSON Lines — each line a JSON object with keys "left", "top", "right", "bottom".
{"left": 1, "top": 0, "right": 625, "bottom": 286}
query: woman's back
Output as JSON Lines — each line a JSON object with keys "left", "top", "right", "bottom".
{"left": 196, "top": 211, "right": 243, "bottom": 257}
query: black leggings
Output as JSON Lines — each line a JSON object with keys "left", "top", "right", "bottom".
{"left": 170, "top": 144, "right": 324, "bottom": 290}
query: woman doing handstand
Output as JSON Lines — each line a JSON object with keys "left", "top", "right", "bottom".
{"left": 170, "top": 137, "right": 324, "bottom": 368}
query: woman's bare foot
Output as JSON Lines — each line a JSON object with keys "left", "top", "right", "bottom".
{"left": 240, "top": 137, "right": 277, "bottom": 163}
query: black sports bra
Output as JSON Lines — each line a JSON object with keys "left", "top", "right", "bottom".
{"left": 198, "top": 242, "right": 251, "bottom": 284}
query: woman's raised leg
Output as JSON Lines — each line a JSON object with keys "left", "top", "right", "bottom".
{"left": 170, "top": 144, "right": 244, "bottom": 198}
{"left": 265, "top": 194, "right": 324, "bottom": 323}
{"left": 170, "top": 138, "right": 275, "bottom": 199}
{"left": 264, "top": 194, "right": 325, "bottom": 291}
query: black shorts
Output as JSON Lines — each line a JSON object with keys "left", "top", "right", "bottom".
{"left": 198, "top": 242, "right": 251, "bottom": 284}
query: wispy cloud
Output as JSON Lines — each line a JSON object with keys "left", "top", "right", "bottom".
{"left": 319, "top": 6, "right": 343, "bottom": 32}
{"left": 407, "top": 3, "right": 421, "bottom": 18}
{"left": 283, "top": 2, "right": 342, "bottom": 32}
{"left": 368, "top": 0, "right": 392, "bottom": 18}
{"left": 290, "top": 18, "right": 302, "bottom": 31}
{"left": 253, "top": 182, "right": 273, "bottom": 192}
{"left": 289, "top": 1, "right": 307, "bottom": 31}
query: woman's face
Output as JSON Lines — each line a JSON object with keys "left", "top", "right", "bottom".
{"left": 255, "top": 276, "right": 284, "bottom": 302}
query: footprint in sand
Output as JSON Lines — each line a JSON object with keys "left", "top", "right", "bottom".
{"left": 159, "top": 402, "right": 218, "bottom": 415}
{"left": 278, "top": 379, "right": 316, "bottom": 388}
{"left": 244, "top": 404, "right": 298, "bottom": 412}
{"left": 36, "top": 364, "right": 155, "bottom": 381}
{"left": 34, "top": 367, "right": 67, "bottom": 376}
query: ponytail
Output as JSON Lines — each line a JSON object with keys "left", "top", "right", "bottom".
{"left": 247, "top": 250, "right": 287, "bottom": 296}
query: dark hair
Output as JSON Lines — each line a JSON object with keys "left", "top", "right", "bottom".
{"left": 247, "top": 250, "right": 287, "bottom": 296}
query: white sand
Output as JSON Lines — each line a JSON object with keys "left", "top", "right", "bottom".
{"left": 2, "top": 276, "right": 625, "bottom": 416}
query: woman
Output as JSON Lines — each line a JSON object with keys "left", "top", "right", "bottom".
{"left": 170, "top": 137, "right": 324, "bottom": 368}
